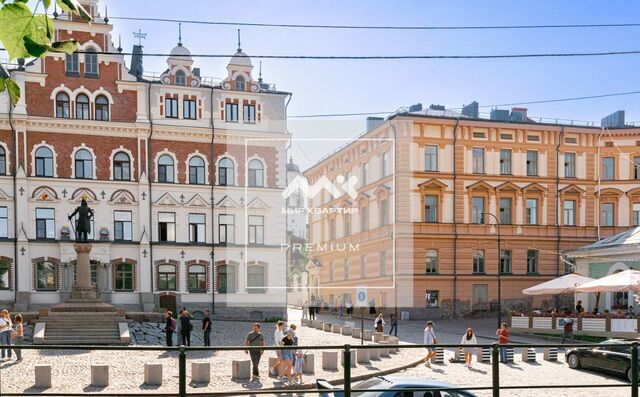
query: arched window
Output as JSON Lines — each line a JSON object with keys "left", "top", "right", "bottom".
{"left": 95, "top": 95, "right": 109, "bottom": 121}
{"left": 158, "top": 264, "right": 176, "bottom": 291}
{"left": 113, "top": 152, "right": 130, "bottom": 181}
{"left": 75, "top": 94, "right": 90, "bottom": 120}
{"left": 247, "top": 265, "right": 265, "bottom": 294}
{"left": 36, "top": 261, "right": 57, "bottom": 290}
{"left": 175, "top": 70, "right": 186, "bottom": 86}
{"left": 84, "top": 47, "right": 98, "bottom": 75}
{"left": 55, "top": 93, "right": 70, "bottom": 118}
{"left": 35, "top": 147, "right": 54, "bottom": 177}
{"left": 218, "top": 157, "right": 234, "bottom": 186}
{"left": 158, "top": 155, "right": 174, "bottom": 183}
{"left": 235, "top": 75, "right": 245, "bottom": 91}
{"left": 188, "top": 265, "right": 206, "bottom": 293}
{"left": 74, "top": 149, "right": 93, "bottom": 179}
{"left": 0, "top": 146, "right": 5, "bottom": 175}
{"left": 65, "top": 52, "right": 78, "bottom": 74}
{"left": 248, "top": 159, "right": 264, "bottom": 187}
{"left": 114, "top": 263, "right": 134, "bottom": 291}
{"left": 217, "top": 264, "right": 235, "bottom": 294}
{"left": 188, "top": 156, "right": 205, "bottom": 185}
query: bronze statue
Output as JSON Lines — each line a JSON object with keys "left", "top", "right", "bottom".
{"left": 68, "top": 199, "right": 94, "bottom": 242}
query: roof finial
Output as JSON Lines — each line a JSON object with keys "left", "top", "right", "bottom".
{"left": 117, "top": 34, "right": 122, "bottom": 52}
{"left": 53, "top": 2, "right": 58, "bottom": 18}
{"left": 133, "top": 29, "right": 147, "bottom": 47}
{"left": 237, "top": 29, "right": 242, "bottom": 52}
{"left": 258, "top": 61, "right": 263, "bottom": 83}
{"left": 103, "top": 5, "right": 109, "bottom": 23}
{"left": 178, "top": 23, "right": 183, "bottom": 46}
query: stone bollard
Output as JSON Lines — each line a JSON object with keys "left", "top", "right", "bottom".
{"left": 324, "top": 323, "right": 332, "bottom": 332}
{"left": 378, "top": 341, "right": 390, "bottom": 357}
{"left": 543, "top": 347, "right": 558, "bottom": 361}
{"left": 192, "top": 362, "right": 211, "bottom": 383}
{"left": 34, "top": 365, "right": 52, "bottom": 388}
{"left": 372, "top": 332, "right": 384, "bottom": 342}
{"left": 387, "top": 337, "right": 400, "bottom": 353}
{"left": 342, "top": 326, "right": 352, "bottom": 336}
{"left": 91, "top": 364, "right": 109, "bottom": 387}
{"left": 231, "top": 360, "right": 250, "bottom": 380}
{"left": 341, "top": 349, "right": 356, "bottom": 367}
{"left": 322, "top": 351, "right": 338, "bottom": 370}
{"left": 303, "top": 353, "right": 315, "bottom": 374}
{"left": 144, "top": 363, "right": 163, "bottom": 386}
{"left": 521, "top": 348, "right": 537, "bottom": 362}
{"left": 356, "top": 348, "right": 369, "bottom": 364}
{"left": 315, "top": 321, "right": 324, "bottom": 330}
{"left": 477, "top": 348, "right": 491, "bottom": 363}
{"left": 352, "top": 328, "right": 362, "bottom": 339}
{"left": 332, "top": 324, "right": 341, "bottom": 333}
{"left": 369, "top": 346, "right": 380, "bottom": 360}
{"left": 363, "top": 330, "right": 373, "bottom": 341}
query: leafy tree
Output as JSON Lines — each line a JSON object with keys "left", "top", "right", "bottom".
{"left": 0, "top": 0, "right": 91, "bottom": 105}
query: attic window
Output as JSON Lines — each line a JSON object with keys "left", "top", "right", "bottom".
{"left": 527, "top": 135, "right": 540, "bottom": 142}
{"left": 604, "top": 142, "right": 614, "bottom": 147}
{"left": 235, "top": 75, "right": 246, "bottom": 91}
{"left": 565, "top": 137, "right": 577, "bottom": 144}
{"left": 499, "top": 133, "right": 513, "bottom": 140}
{"left": 175, "top": 71, "right": 186, "bottom": 86}
{"left": 472, "top": 132, "right": 486, "bottom": 139}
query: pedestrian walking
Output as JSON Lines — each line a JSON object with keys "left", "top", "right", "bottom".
{"left": 496, "top": 323, "right": 509, "bottom": 363}
{"left": 338, "top": 302, "right": 343, "bottom": 319}
{"left": 561, "top": 311, "right": 575, "bottom": 344}
{"left": 423, "top": 321, "right": 438, "bottom": 368}
{"left": 165, "top": 311, "right": 176, "bottom": 347}
{"left": 202, "top": 309, "right": 212, "bottom": 347}
{"left": 309, "top": 302, "right": 315, "bottom": 320}
{"left": 345, "top": 301, "right": 352, "bottom": 319}
{"left": 302, "top": 301, "right": 308, "bottom": 320}
{"left": 389, "top": 311, "right": 398, "bottom": 336}
{"left": 293, "top": 349, "right": 305, "bottom": 384}
{"left": 12, "top": 314, "right": 23, "bottom": 361}
{"left": 460, "top": 328, "right": 477, "bottom": 369}
{"left": 0, "top": 309, "right": 13, "bottom": 360}
{"left": 269, "top": 320, "right": 285, "bottom": 377}
{"left": 180, "top": 309, "right": 193, "bottom": 347}
{"left": 244, "top": 323, "right": 265, "bottom": 378}
{"left": 374, "top": 313, "right": 385, "bottom": 333}
{"left": 280, "top": 330, "right": 295, "bottom": 384}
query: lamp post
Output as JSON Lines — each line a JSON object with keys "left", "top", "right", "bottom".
{"left": 482, "top": 211, "right": 502, "bottom": 328}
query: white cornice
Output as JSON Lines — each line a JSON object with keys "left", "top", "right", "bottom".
{"left": 54, "top": 20, "right": 113, "bottom": 35}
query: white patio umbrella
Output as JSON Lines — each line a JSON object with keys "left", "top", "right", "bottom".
{"left": 575, "top": 269, "right": 640, "bottom": 293}
{"left": 522, "top": 273, "right": 595, "bottom": 295}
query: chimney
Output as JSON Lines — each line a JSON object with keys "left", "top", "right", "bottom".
{"left": 129, "top": 45, "right": 144, "bottom": 80}
{"left": 366, "top": 117, "right": 384, "bottom": 133}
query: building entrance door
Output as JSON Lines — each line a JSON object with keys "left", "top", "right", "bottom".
{"left": 159, "top": 294, "right": 177, "bottom": 314}
{"left": 472, "top": 284, "right": 489, "bottom": 312}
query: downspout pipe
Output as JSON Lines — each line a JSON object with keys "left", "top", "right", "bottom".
{"left": 452, "top": 118, "right": 460, "bottom": 318}
{"left": 209, "top": 86, "right": 215, "bottom": 314}
{"left": 146, "top": 82, "right": 154, "bottom": 293}
{"left": 555, "top": 127, "right": 564, "bottom": 278}
{"left": 8, "top": 98, "right": 18, "bottom": 302}
{"left": 284, "top": 93, "right": 292, "bottom": 316}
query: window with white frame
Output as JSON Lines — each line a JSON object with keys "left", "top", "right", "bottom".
{"left": 84, "top": 47, "right": 98, "bottom": 76}
{"left": 471, "top": 197, "right": 484, "bottom": 224}
{"left": 634, "top": 203, "right": 640, "bottom": 226}
{"left": 35, "top": 208, "right": 55, "bottom": 239}
{"left": 65, "top": 52, "right": 79, "bottom": 74}
{"left": 225, "top": 103, "right": 238, "bottom": 122}
{"left": 188, "top": 156, "right": 205, "bottom": 185}
{"left": 602, "top": 157, "right": 614, "bottom": 180}
{"left": 175, "top": 70, "right": 186, "bottom": 86}
{"left": 526, "top": 150, "right": 538, "bottom": 176}
{"left": 113, "top": 152, "right": 130, "bottom": 181}
{"left": 634, "top": 156, "right": 640, "bottom": 180}
{"left": 158, "top": 212, "right": 176, "bottom": 242}
{"left": 218, "top": 214, "right": 234, "bottom": 244}
{"left": 158, "top": 264, "right": 176, "bottom": 291}
{"left": 114, "top": 210, "right": 132, "bottom": 241}
{"left": 601, "top": 203, "right": 614, "bottom": 226}
{"left": 425, "top": 250, "right": 438, "bottom": 273}
{"left": 183, "top": 99, "right": 197, "bottom": 119}
{"left": 379, "top": 199, "right": 388, "bottom": 226}
{"left": 424, "top": 146, "right": 438, "bottom": 172}
{"left": 472, "top": 148, "right": 484, "bottom": 173}
{"left": 500, "top": 149, "right": 511, "bottom": 175}
{"left": 247, "top": 265, "right": 265, "bottom": 293}
{"left": 361, "top": 162, "right": 369, "bottom": 185}
{"left": 36, "top": 261, "right": 57, "bottom": 290}
{"left": 525, "top": 198, "right": 538, "bottom": 225}
{"left": 381, "top": 152, "right": 389, "bottom": 177}
{"left": 248, "top": 215, "right": 264, "bottom": 244}
{"left": 527, "top": 250, "right": 538, "bottom": 273}
{"left": 95, "top": 95, "right": 109, "bottom": 121}
{"left": 165, "top": 97, "right": 178, "bottom": 118}
{"left": 500, "top": 250, "right": 512, "bottom": 273}
{"left": 55, "top": 93, "right": 70, "bottom": 118}
{"left": 235, "top": 75, "right": 245, "bottom": 91}
{"left": 189, "top": 213, "right": 206, "bottom": 243}
{"left": 243, "top": 104, "right": 256, "bottom": 123}
{"left": 360, "top": 205, "right": 369, "bottom": 232}
{"left": 564, "top": 200, "right": 576, "bottom": 226}
{"left": 499, "top": 198, "right": 512, "bottom": 224}
{"left": 189, "top": 265, "right": 207, "bottom": 292}
{"left": 424, "top": 195, "right": 437, "bottom": 223}
{"left": 473, "top": 249, "right": 484, "bottom": 273}
{"left": 0, "top": 207, "right": 7, "bottom": 238}
{"left": 0, "top": 146, "right": 5, "bottom": 175}
{"left": 74, "top": 149, "right": 93, "bottom": 179}
{"left": 75, "top": 94, "right": 90, "bottom": 120}
{"left": 218, "top": 158, "right": 234, "bottom": 186}
{"left": 564, "top": 153, "right": 576, "bottom": 178}
{"left": 158, "top": 155, "right": 174, "bottom": 183}
{"left": 248, "top": 159, "right": 264, "bottom": 187}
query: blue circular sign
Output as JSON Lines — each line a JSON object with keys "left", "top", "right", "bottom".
{"left": 357, "top": 291, "right": 366, "bottom": 301}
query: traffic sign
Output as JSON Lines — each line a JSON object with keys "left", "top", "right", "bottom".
{"left": 355, "top": 286, "right": 367, "bottom": 308}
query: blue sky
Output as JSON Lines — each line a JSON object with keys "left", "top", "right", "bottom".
{"left": 103, "top": 1, "right": 640, "bottom": 167}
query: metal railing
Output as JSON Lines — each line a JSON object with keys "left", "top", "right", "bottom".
{"left": 0, "top": 342, "right": 637, "bottom": 396}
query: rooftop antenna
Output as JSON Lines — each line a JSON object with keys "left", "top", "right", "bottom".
{"left": 103, "top": 5, "right": 109, "bottom": 23}
{"left": 237, "top": 29, "right": 241, "bottom": 52}
{"left": 258, "top": 61, "right": 263, "bottom": 83}
{"left": 133, "top": 29, "right": 147, "bottom": 47}
{"left": 178, "top": 23, "right": 183, "bottom": 46}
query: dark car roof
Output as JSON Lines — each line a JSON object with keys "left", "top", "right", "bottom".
{"left": 381, "top": 376, "right": 461, "bottom": 388}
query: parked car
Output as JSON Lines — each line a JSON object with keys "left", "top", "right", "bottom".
{"left": 317, "top": 376, "right": 478, "bottom": 397}
{"left": 566, "top": 339, "right": 640, "bottom": 382}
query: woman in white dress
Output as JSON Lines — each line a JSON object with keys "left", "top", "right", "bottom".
{"left": 460, "top": 328, "right": 477, "bottom": 368}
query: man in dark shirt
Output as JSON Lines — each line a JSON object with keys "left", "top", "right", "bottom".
{"left": 244, "top": 323, "right": 265, "bottom": 378}
{"left": 202, "top": 310, "right": 212, "bottom": 346}
{"left": 164, "top": 311, "right": 176, "bottom": 347}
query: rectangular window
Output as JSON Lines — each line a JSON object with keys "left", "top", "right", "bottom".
{"left": 564, "top": 200, "right": 576, "bottom": 226}
{"left": 473, "top": 250, "right": 485, "bottom": 273}
{"left": 526, "top": 150, "right": 538, "bottom": 176}
{"left": 634, "top": 156, "right": 640, "bottom": 180}
{"left": 329, "top": 261, "right": 334, "bottom": 282}
{"left": 472, "top": 148, "right": 484, "bottom": 173}
{"left": 379, "top": 252, "right": 386, "bottom": 276}
{"left": 344, "top": 213, "right": 351, "bottom": 236}
{"left": 527, "top": 134, "right": 540, "bottom": 142}
{"left": 602, "top": 157, "right": 614, "bottom": 180}
{"left": 379, "top": 199, "right": 388, "bottom": 226}
{"left": 472, "top": 131, "right": 486, "bottom": 139}
{"left": 248, "top": 215, "right": 264, "bottom": 244}
{"left": 114, "top": 264, "right": 133, "bottom": 291}
{"left": 183, "top": 99, "right": 197, "bottom": 119}
{"left": 424, "top": 146, "right": 438, "bottom": 172}
{"left": 381, "top": 152, "right": 389, "bottom": 177}
{"left": 500, "top": 149, "right": 512, "bottom": 175}
{"left": 158, "top": 265, "right": 176, "bottom": 291}
{"left": 499, "top": 198, "right": 512, "bottom": 224}
{"left": 158, "top": 212, "right": 176, "bottom": 242}
{"left": 361, "top": 162, "right": 369, "bottom": 185}
{"left": 424, "top": 195, "right": 438, "bottom": 223}
{"left": 601, "top": 203, "right": 614, "bottom": 227}
{"left": 425, "top": 250, "right": 438, "bottom": 273}
{"left": 0, "top": 207, "right": 7, "bottom": 238}
{"left": 634, "top": 203, "right": 640, "bottom": 226}
{"left": 500, "top": 250, "right": 512, "bottom": 274}
{"left": 36, "top": 262, "right": 56, "bottom": 290}
{"left": 225, "top": 103, "right": 238, "bottom": 122}
{"left": 243, "top": 104, "right": 256, "bottom": 123}
{"left": 564, "top": 153, "right": 576, "bottom": 178}
{"left": 360, "top": 206, "right": 369, "bottom": 232}
{"left": 35, "top": 208, "right": 55, "bottom": 239}
{"left": 65, "top": 53, "right": 78, "bottom": 74}
{"left": 527, "top": 250, "right": 538, "bottom": 274}
{"left": 164, "top": 98, "right": 178, "bottom": 118}
{"left": 425, "top": 290, "right": 439, "bottom": 307}
{"left": 525, "top": 199, "right": 538, "bottom": 225}
{"left": 114, "top": 211, "right": 132, "bottom": 241}
{"left": 189, "top": 213, "right": 206, "bottom": 243}
{"left": 360, "top": 255, "right": 366, "bottom": 279}
{"left": 0, "top": 261, "right": 8, "bottom": 290}
{"left": 344, "top": 258, "right": 349, "bottom": 280}
{"left": 218, "top": 214, "right": 234, "bottom": 244}
{"left": 329, "top": 218, "right": 336, "bottom": 240}
{"left": 471, "top": 197, "right": 484, "bottom": 224}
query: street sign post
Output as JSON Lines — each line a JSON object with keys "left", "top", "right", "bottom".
{"left": 356, "top": 287, "right": 367, "bottom": 345}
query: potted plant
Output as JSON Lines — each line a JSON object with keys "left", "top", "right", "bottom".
{"left": 99, "top": 227, "right": 109, "bottom": 241}
{"left": 60, "top": 226, "right": 71, "bottom": 240}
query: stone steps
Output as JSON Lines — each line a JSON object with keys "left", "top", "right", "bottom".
{"left": 38, "top": 312, "right": 128, "bottom": 345}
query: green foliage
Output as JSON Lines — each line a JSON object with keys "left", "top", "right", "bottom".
{"left": 0, "top": 0, "right": 91, "bottom": 105}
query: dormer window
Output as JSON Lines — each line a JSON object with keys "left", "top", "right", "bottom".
{"left": 175, "top": 70, "right": 186, "bottom": 86}
{"left": 235, "top": 75, "right": 245, "bottom": 91}
{"left": 84, "top": 47, "right": 98, "bottom": 76}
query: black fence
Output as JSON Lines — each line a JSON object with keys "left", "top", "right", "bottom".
{"left": 0, "top": 342, "right": 637, "bottom": 396}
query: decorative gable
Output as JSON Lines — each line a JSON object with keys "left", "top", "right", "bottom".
{"left": 215, "top": 195, "right": 240, "bottom": 209}
{"left": 109, "top": 189, "right": 136, "bottom": 205}
{"left": 466, "top": 181, "right": 494, "bottom": 192}
{"left": 0, "top": 188, "right": 12, "bottom": 201}
{"left": 32, "top": 186, "right": 58, "bottom": 202}
{"left": 71, "top": 187, "right": 98, "bottom": 203}
{"left": 246, "top": 197, "right": 269, "bottom": 210}
{"left": 156, "top": 192, "right": 180, "bottom": 207}
{"left": 495, "top": 182, "right": 521, "bottom": 192}
{"left": 523, "top": 182, "right": 548, "bottom": 193}
{"left": 418, "top": 179, "right": 448, "bottom": 190}
{"left": 186, "top": 194, "right": 210, "bottom": 208}
{"left": 560, "top": 184, "right": 585, "bottom": 195}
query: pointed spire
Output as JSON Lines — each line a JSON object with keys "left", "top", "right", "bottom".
{"left": 178, "top": 23, "right": 183, "bottom": 46}
{"left": 53, "top": 2, "right": 58, "bottom": 18}
{"left": 103, "top": 5, "right": 109, "bottom": 23}
{"left": 258, "top": 61, "right": 263, "bottom": 83}
{"left": 237, "top": 29, "right": 242, "bottom": 52}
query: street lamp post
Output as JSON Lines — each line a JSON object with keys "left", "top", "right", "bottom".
{"left": 482, "top": 212, "right": 502, "bottom": 328}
